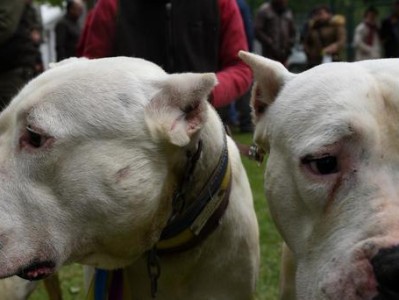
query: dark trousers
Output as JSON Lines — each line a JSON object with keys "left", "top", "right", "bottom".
{"left": 216, "top": 89, "right": 253, "bottom": 132}
{"left": 235, "top": 89, "right": 252, "bottom": 132}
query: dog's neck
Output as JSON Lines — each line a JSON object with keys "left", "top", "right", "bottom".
{"left": 155, "top": 106, "right": 229, "bottom": 254}
{"left": 182, "top": 107, "right": 227, "bottom": 204}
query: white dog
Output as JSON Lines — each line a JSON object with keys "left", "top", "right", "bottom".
{"left": 0, "top": 57, "right": 259, "bottom": 299}
{"left": 240, "top": 51, "right": 399, "bottom": 300}
{"left": 0, "top": 277, "right": 36, "bottom": 300}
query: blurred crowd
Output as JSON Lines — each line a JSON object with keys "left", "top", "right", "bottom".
{"left": 256, "top": 0, "right": 399, "bottom": 68}
{"left": 1, "top": 0, "right": 399, "bottom": 129}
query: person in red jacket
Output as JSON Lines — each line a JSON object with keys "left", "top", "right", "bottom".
{"left": 79, "top": 0, "right": 252, "bottom": 112}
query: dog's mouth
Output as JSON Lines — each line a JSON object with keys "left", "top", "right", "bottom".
{"left": 17, "top": 260, "right": 56, "bottom": 281}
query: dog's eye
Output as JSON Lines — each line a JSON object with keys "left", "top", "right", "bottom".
{"left": 26, "top": 126, "right": 44, "bottom": 148}
{"left": 302, "top": 155, "right": 338, "bottom": 175}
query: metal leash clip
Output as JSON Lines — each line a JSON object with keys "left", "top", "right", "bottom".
{"left": 248, "top": 144, "right": 265, "bottom": 165}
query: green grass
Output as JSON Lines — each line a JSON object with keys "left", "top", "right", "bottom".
{"left": 235, "top": 132, "right": 282, "bottom": 300}
{"left": 30, "top": 132, "right": 281, "bottom": 299}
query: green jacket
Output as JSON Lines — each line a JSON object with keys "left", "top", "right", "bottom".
{"left": 0, "top": 1, "right": 42, "bottom": 72}
{"left": 0, "top": 0, "right": 24, "bottom": 45}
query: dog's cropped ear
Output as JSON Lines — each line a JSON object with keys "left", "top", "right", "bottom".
{"left": 145, "top": 73, "right": 217, "bottom": 147}
{"left": 238, "top": 51, "right": 295, "bottom": 121}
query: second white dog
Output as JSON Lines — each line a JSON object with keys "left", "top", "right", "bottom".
{"left": 240, "top": 51, "right": 399, "bottom": 300}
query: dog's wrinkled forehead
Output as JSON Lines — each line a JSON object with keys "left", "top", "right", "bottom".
{"left": 267, "top": 63, "right": 386, "bottom": 151}
{"left": 3, "top": 57, "right": 167, "bottom": 138}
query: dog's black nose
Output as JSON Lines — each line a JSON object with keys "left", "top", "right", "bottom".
{"left": 371, "top": 245, "right": 399, "bottom": 299}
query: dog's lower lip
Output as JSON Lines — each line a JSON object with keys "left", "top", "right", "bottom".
{"left": 17, "top": 260, "right": 56, "bottom": 281}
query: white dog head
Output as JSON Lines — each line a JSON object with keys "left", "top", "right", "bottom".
{"left": 0, "top": 57, "right": 217, "bottom": 281}
{"left": 240, "top": 51, "right": 399, "bottom": 299}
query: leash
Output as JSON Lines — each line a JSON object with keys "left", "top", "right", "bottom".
{"left": 87, "top": 268, "right": 132, "bottom": 300}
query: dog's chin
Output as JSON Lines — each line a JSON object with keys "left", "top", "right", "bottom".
{"left": 16, "top": 260, "right": 57, "bottom": 281}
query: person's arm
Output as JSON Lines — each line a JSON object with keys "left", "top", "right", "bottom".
{"left": 254, "top": 6, "right": 274, "bottom": 49}
{"left": 211, "top": 0, "right": 252, "bottom": 108}
{"left": 324, "top": 26, "right": 346, "bottom": 54}
{"left": 335, "top": 23, "right": 347, "bottom": 52}
{"left": 0, "top": 0, "right": 24, "bottom": 45}
{"left": 81, "top": 0, "right": 117, "bottom": 58}
{"left": 324, "top": 16, "right": 346, "bottom": 55}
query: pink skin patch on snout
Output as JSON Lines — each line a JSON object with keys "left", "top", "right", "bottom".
{"left": 17, "top": 260, "right": 56, "bottom": 281}
{"left": 321, "top": 259, "right": 378, "bottom": 299}
{"left": 352, "top": 259, "right": 378, "bottom": 296}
